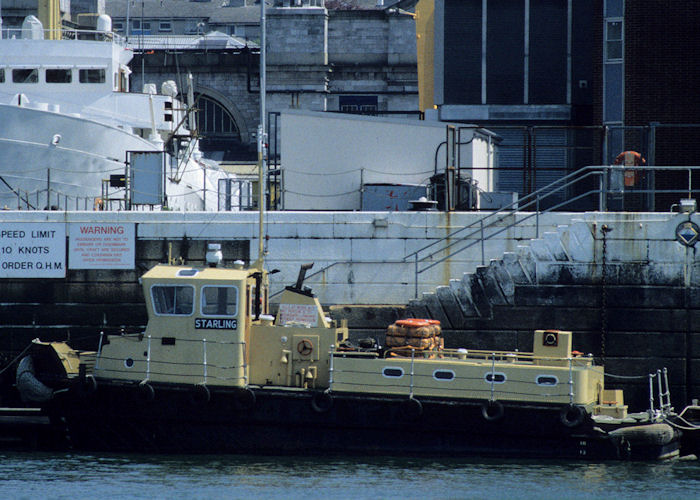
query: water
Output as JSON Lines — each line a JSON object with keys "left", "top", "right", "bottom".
{"left": 1, "top": 452, "right": 699, "bottom": 500}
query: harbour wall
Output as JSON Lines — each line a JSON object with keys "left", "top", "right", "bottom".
{"left": 1, "top": 209, "right": 699, "bottom": 409}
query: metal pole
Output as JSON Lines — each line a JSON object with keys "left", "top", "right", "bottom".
{"left": 329, "top": 344, "right": 335, "bottom": 392}
{"left": 568, "top": 357, "right": 574, "bottom": 405}
{"left": 480, "top": 219, "right": 485, "bottom": 265}
{"left": 255, "top": 0, "right": 267, "bottom": 269}
{"left": 95, "top": 331, "right": 104, "bottom": 369}
{"left": 414, "top": 254, "right": 419, "bottom": 299}
{"left": 146, "top": 334, "right": 152, "bottom": 380}
{"left": 409, "top": 348, "right": 415, "bottom": 399}
{"left": 648, "top": 372, "right": 655, "bottom": 416}
{"left": 490, "top": 352, "right": 496, "bottom": 402}
{"left": 203, "top": 338, "right": 208, "bottom": 384}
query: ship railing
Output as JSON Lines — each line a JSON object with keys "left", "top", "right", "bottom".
{"left": 332, "top": 350, "right": 580, "bottom": 402}
{"left": 94, "top": 335, "right": 248, "bottom": 384}
{"left": 406, "top": 164, "right": 700, "bottom": 298}
{"left": 433, "top": 347, "right": 593, "bottom": 367}
{"left": 0, "top": 27, "right": 124, "bottom": 45}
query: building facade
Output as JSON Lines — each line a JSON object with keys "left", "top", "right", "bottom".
{"left": 429, "top": 0, "right": 700, "bottom": 211}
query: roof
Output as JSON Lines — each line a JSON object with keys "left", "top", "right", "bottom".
{"left": 126, "top": 31, "right": 256, "bottom": 50}
{"left": 105, "top": 0, "right": 405, "bottom": 24}
{"left": 105, "top": 0, "right": 267, "bottom": 23}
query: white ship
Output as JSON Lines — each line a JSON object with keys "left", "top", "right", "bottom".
{"left": 0, "top": 15, "right": 238, "bottom": 211}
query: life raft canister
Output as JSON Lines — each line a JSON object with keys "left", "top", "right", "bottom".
{"left": 613, "top": 151, "right": 646, "bottom": 187}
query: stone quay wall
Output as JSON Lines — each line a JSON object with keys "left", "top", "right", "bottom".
{"left": 2, "top": 209, "right": 700, "bottom": 410}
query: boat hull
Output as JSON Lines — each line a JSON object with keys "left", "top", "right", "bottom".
{"left": 45, "top": 380, "right": 656, "bottom": 459}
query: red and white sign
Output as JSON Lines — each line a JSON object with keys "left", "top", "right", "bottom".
{"left": 278, "top": 303, "right": 319, "bottom": 327}
{"left": 69, "top": 223, "right": 135, "bottom": 269}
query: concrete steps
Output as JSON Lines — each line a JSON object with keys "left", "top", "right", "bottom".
{"left": 406, "top": 222, "right": 597, "bottom": 327}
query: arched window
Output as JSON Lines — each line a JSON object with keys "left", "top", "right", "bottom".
{"left": 194, "top": 93, "right": 239, "bottom": 138}
{"left": 189, "top": 93, "right": 250, "bottom": 161}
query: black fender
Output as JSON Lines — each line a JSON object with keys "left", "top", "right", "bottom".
{"left": 560, "top": 404, "right": 585, "bottom": 428}
{"left": 311, "top": 390, "right": 333, "bottom": 413}
{"left": 481, "top": 400, "right": 505, "bottom": 422}
{"left": 138, "top": 380, "right": 155, "bottom": 402}
{"left": 190, "top": 383, "right": 211, "bottom": 405}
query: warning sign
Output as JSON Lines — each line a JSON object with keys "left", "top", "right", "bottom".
{"left": 0, "top": 223, "right": 66, "bottom": 278}
{"left": 278, "top": 303, "right": 319, "bottom": 327}
{"left": 69, "top": 223, "right": 135, "bottom": 269}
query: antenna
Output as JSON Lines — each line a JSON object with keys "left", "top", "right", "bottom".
{"left": 254, "top": 0, "right": 267, "bottom": 270}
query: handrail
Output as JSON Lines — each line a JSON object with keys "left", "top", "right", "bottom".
{"left": 409, "top": 164, "right": 700, "bottom": 297}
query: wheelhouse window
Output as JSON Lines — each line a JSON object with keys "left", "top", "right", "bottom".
{"left": 201, "top": 285, "right": 238, "bottom": 316}
{"left": 13, "top": 68, "right": 38, "bottom": 83}
{"left": 79, "top": 68, "right": 106, "bottom": 84}
{"left": 151, "top": 285, "right": 194, "bottom": 315}
{"left": 46, "top": 69, "right": 72, "bottom": 83}
{"left": 159, "top": 21, "right": 172, "bottom": 32}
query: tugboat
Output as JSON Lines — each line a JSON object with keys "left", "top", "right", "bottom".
{"left": 18, "top": 245, "right": 681, "bottom": 460}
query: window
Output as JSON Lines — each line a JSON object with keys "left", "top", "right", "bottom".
{"left": 151, "top": 285, "right": 194, "bottom": 315}
{"left": 0, "top": 69, "right": 4, "bottom": 83}
{"left": 131, "top": 19, "right": 152, "bottom": 35}
{"left": 339, "top": 95, "right": 378, "bottom": 114}
{"left": 605, "top": 20, "right": 623, "bottom": 61}
{"left": 433, "top": 370, "right": 455, "bottom": 381}
{"left": 46, "top": 69, "right": 72, "bottom": 83}
{"left": 536, "top": 375, "right": 559, "bottom": 386}
{"left": 382, "top": 367, "right": 404, "bottom": 378}
{"left": 484, "top": 372, "right": 506, "bottom": 384}
{"left": 13, "top": 68, "right": 38, "bottom": 83}
{"left": 201, "top": 285, "right": 238, "bottom": 316}
{"left": 113, "top": 21, "right": 124, "bottom": 32}
{"left": 159, "top": 21, "right": 172, "bottom": 32}
{"left": 79, "top": 69, "right": 106, "bottom": 84}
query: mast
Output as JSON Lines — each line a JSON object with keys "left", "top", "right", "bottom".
{"left": 254, "top": 0, "right": 267, "bottom": 270}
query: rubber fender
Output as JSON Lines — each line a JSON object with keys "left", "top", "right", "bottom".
{"left": 311, "top": 390, "right": 333, "bottom": 413}
{"left": 138, "top": 380, "right": 155, "bottom": 402}
{"left": 234, "top": 387, "right": 256, "bottom": 411}
{"left": 559, "top": 404, "right": 585, "bottom": 428}
{"left": 481, "top": 400, "right": 505, "bottom": 422}
{"left": 190, "top": 383, "right": 210, "bottom": 405}
{"left": 82, "top": 374, "right": 98, "bottom": 394}
{"left": 402, "top": 396, "right": 423, "bottom": 420}
{"left": 15, "top": 356, "right": 54, "bottom": 403}
{"left": 609, "top": 423, "right": 676, "bottom": 447}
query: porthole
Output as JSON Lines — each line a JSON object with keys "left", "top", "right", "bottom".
{"left": 124, "top": 358, "right": 134, "bottom": 368}
{"left": 382, "top": 367, "right": 404, "bottom": 378}
{"left": 433, "top": 369, "right": 455, "bottom": 381}
{"left": 484, "top": 372, "right": 506, "bottom": 384}
{"left": 536, "top": 375, "right": 558, "bottom": 386}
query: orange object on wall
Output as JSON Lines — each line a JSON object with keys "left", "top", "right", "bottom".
{"left": 614, "top": 151, "right": 646, "bottom": 186}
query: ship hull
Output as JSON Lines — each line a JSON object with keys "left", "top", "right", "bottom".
{"left": 44, "top": 380, "right": 677, "bottom": 460}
